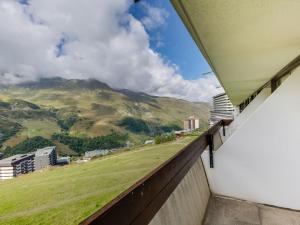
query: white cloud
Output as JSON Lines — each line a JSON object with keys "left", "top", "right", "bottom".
{"left": 140, "top": 2, "right": 169, "bottom": 30}
{"left": 0, "top": 0, "right": 222, "bottom": 102}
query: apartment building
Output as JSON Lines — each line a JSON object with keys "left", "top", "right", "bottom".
{"left": 0, "top": 154, "right": 35, "bottom": 180}
{"left": 183, "top": 116, "right": 199, "bottom": 130}
{"left": 56, "top": 156, "right": 71, "bottom": 166}
{"left": 210, "top": 93, "right": 235, "bottom": 125}
{"left": 34, "top": 146, "right": 57, "bottom": 170}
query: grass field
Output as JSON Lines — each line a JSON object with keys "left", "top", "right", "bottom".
{"left": 20, "top": 119, "right": 61, "bottom": 139}
{"left": 0, "top": 136, "right": 196, "bottom": 225}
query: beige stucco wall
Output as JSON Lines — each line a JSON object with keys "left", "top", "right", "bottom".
{"left": 149, "top": 157, "right": 210, "bottom": 225}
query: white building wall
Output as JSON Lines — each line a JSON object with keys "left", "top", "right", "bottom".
{"left": 0, "top": 167, "right": 14, "bottom": 180}
{"left": 210, "top": 93, "right": 235, "bottom": 125}
{"left": 220, "top": 87, "right": 271, "bottom": 142}
{"left": 202, "top": 66, "right": 300, "bottom": 210}
{"left": 195, "top": 119, "right": 200, "bottom": 129}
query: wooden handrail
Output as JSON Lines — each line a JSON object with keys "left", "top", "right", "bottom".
{"left": 80, "top": 119, "right": 233, "bottom": 225}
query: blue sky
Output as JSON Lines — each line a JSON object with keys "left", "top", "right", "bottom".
{"left": 130, "top": 0, "right": 211, "bottom": 80}
{"left": 1, "top": 0, "right": 220, "bottom": 102}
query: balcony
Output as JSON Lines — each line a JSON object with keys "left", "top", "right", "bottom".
{"left": 79, "top": 108, "right": 300, "bottom": 225}
{"left": 204, "top": 196, "right": 300, "bottom": 225}
{"left": 77, "top": 1, "right": 300, "bottom": 224}
{"left": 79, "top": 54, "right": 300, "bottom": 224}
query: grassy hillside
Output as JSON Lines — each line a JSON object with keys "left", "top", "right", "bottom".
{"left": 0, "top": 78, "right": 210, "bottom": 155}
{"left": 20, "top": 119, "right": 60, "bottom": 139}
{"left": 0, "top": 136, "right": 196, "bottom": 225}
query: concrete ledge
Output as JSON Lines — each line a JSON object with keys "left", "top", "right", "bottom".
{"left": 149, "top": 157, "right": 210, "bottom": 225}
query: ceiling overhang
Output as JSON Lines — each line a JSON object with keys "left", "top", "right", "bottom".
{"left": 171, "top": 0, "right": 300, "bottom": 105}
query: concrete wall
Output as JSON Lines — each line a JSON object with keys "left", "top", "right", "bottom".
{"left": 202, "top": 66, "right": 300, "bottom": 210}
{"left": 221, "top": 87, "right": 271, "bottom": 143}
{"left": 149, "top": 157, "right": 210, "bottom": 225}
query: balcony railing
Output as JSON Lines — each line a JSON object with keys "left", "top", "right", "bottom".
{"left": 80, "top": 119, "right": 233, "bottom": 225}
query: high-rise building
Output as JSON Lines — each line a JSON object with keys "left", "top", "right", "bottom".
{"left": 210, "top": 93, "right": 235, "bottom": 125}
{"left": 34, "top": 146, "right": 57, "bottom": 170}
{"left": 0, "top": 154, "right": 35, "bottom": 180}
{"left": 183, "top": 116, "right": 200, "bottom": 130}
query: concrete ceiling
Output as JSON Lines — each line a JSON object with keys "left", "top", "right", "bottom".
{"left": 172, "top": 0, "right": 300, "bottom": 105}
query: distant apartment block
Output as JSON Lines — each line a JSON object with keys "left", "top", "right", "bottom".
{"left": 34, "top": 146, "right": 57, "bottom": 170}
{"left": 183, "top": 116, "right": 200, "bottom": 131}
{"left": 210, "top": 93, "right": 235, "bottom": 125}
{"left": 0, "top": 154, "right": 35, "bottom": 180}
{"left": 57, "top": 156, "right": 71, "bottom": 166}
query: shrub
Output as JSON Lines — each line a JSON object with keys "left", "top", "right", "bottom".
{"left": 57, "top": 114, "right": 79, "bottom": 131}
{"left": 154, "top": 133, "right": 176, "bottom": 144}
{"left": 52, "top": 132, "right": 128, "bottom": 154}
{"left": 118, "top": 117, "right": 181, "bottom": 136}
{"left": 118, "top": 117, "right": 150, "bottom": 134}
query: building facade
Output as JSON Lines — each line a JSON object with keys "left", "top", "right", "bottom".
{"left": 0, "top": 154, "right": 35, "bottom": 180}
{"left": 34, "top": 146, "right": 57, "bottom": 170}
{"left": 56, "top": 156, "right": 71, "bottom": 166}
{"left": 210, "top": 93, "right": 235, "bottom": 125}
{"left": 183, "top": 116, "right": 200, "bottom": 131}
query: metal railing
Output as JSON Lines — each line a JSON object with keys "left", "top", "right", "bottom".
{"left": 80, "top": 119, "right": 233, "bottom": 225}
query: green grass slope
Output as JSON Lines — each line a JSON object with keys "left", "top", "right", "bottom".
{"left": 0, "top": 78, "right": 210, "bottom": 155}
{"left": 0, "top": 136, "right": 195, "bottom": 225}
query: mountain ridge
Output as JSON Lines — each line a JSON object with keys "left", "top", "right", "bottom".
{"left": 0, "top": 77, "right": 210, "bottom": 156}
{"left": 2, "top": 77, "right": 205, "bottom": 104}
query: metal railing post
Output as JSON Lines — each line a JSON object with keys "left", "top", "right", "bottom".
{"left": 207, "top": 133, "right": 214, "bottom": 168}
{"left": 222, "top": 121, "right": 226, "bottom": 136}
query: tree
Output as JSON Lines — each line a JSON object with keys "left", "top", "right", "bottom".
{"left": 5, "top": 136, "right": 54, "bottom": 157}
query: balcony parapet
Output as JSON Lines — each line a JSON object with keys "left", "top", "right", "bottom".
{"left": 80, "top": 119, "right": 233, "bottom": 225}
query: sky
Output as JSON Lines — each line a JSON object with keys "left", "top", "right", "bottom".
{"left": 130, "top": 0, "right": 212, "bottom": 80}
{"left": 0, "top": 0, "right": 222, "bottom": 102}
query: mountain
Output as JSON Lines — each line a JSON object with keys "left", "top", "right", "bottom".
{"left": 0, "top": 78, "right": 210, "bottom": 156}
{"left": 16, "top": 77, "right": 111, "bottom": 90}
